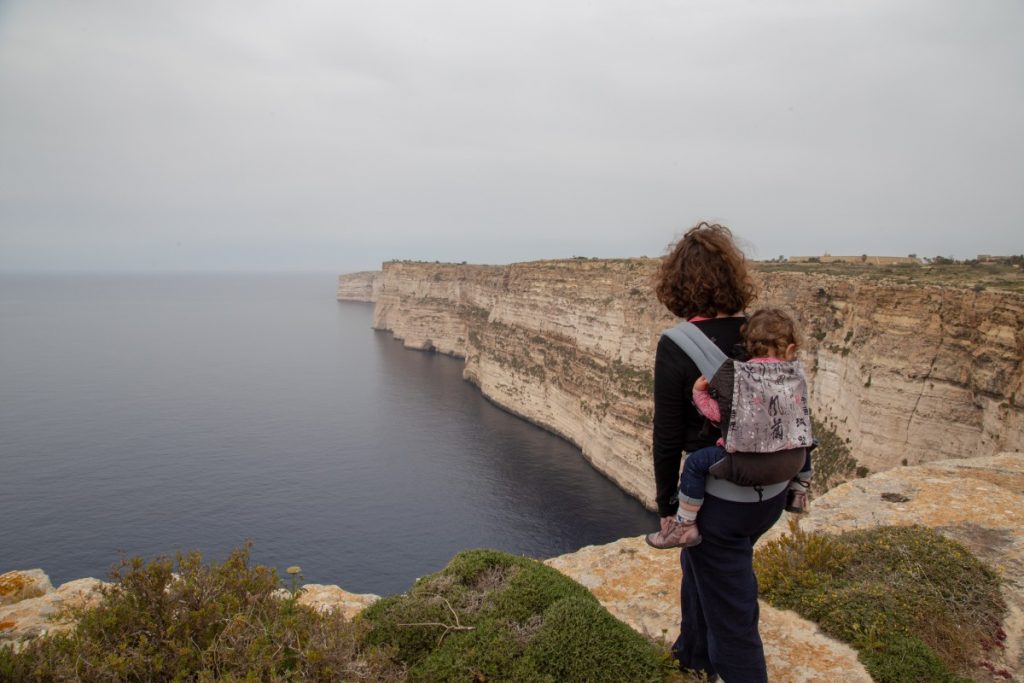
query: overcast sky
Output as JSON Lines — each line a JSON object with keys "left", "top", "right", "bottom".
{"left": 1, "top": 0, "right": 1021, "bottom": 273}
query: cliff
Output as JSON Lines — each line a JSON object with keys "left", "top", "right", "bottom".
{"left": 339, "top": 259, "right": 1024, "bottom": 509}
{"left": 335, "top": 271, "right": 379, "bottom": 302}
{"left": 758, "top": 271, "right": 1024, "bottom": 474}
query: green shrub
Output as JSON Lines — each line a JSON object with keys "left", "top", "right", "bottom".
{"left": 753, "top": 517, "right": 851, "bottom": 605}
{"left": 809, "top": 416, "right": 858, "bottom": 492}
{"left": 755, "top": 522, "right": 1004, "bottom": 683}
{"left": 859, "top": 634, "right": 964, "bottom": 683}
{"left": 0, "top": 545, "right": 405, "bottom": 682}
{"left": 363, "top": 549, "right": 672, "bottom": 683}
{"left": 515, "top": 597, "right": 668, "bottom": 683}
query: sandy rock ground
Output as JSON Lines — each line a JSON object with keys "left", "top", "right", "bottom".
{"left": 294, "top": 583, "right": 380, "bottom": 621}
{"left": 0, "top": 577, "right": 107, "bottom": 646}
{"left": 544, "top": 535, "right": 872, "bottom": 683}
{"left": 0, "top": 569, "right": 53, "bottom": 607}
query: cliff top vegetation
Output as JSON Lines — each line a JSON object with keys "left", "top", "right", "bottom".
{"left": 373, "top": 256, "right": 1024, "bottom": 294}
{"left": 755, "top": 520, "right": 1007, "bottom": 682}
{"left": 754, "top": 259, "right": 1024, "bottom": 293}
{"left": 1, "top": 547, "right": 681, "bottom": 683}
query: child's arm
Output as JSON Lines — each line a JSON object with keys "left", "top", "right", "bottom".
{"left": 692, "top": 376, "right": 721, "bottom": 423}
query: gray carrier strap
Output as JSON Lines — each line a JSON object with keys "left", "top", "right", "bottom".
{"left": 662, "top": 321, "right": 729, "bottom": 380}
{"left": 706, "top": 477, "right": 788, "bottom": 502}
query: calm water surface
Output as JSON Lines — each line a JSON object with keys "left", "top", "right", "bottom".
{"left": 0, "top": 274, "right": 655, "bottom": 594}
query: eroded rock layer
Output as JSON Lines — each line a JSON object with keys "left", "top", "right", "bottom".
{"left": 340, "top": 259, "right": 1024, "bottom": 509}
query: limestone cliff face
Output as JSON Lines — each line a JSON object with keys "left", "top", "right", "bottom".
{"left": 341, "top": 259, "right": 1024, "bottom": 509}
{"left": 758, "top": 272, "right": 1024, "bottom": 472}
{"left": 336, "top": 271, "right": 379, "bottom": 302}
{"left": 368, "top": 259, "right": 674, "bottom": 507}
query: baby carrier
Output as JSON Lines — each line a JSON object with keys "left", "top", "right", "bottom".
{"left": 663, "top": 321, "right": 812, "bottom": 486}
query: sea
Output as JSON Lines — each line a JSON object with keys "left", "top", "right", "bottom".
{"left": 0, "top": 273, "right": 656, "bottom": 595}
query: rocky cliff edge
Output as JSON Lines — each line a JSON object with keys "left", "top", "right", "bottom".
{"left": 6, "top": 453, "right": 1020, "bottom": 680}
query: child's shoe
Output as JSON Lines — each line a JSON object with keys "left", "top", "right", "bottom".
{"left": 785, "top": 486, "right": 809, "bottom": 514}
{"left": 645, "top": 519, "right": 702, "bottom": 549}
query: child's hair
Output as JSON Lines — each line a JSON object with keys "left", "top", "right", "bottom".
{"left": 741, "top": 308, "right": 800, "bottom": 358}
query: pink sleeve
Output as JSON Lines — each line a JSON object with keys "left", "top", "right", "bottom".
{"left": 692, "top": 387, "right": 721, "bottom": 423}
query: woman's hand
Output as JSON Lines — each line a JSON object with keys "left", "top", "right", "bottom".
{"left": 693, "top": 375, "right": 709, "bottom": 393}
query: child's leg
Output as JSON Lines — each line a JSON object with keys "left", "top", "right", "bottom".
{"left": 645, "top": 445, "right": 724, "bottom": 550}
{"left": 677, "top": 445, "right": 726, "bottom": 522}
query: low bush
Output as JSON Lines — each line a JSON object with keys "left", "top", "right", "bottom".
{"left": 0, "top": 545, "right": 405, "bottom": 682}
{"left": 755, "top": 520, "right": 1005, "bottom": 683}
{"left": 363, "top": 548, "right": 674, "bottom": 683}
{"left": 809, "top": 416, "right": 859, "bottom": 493}
{"left": 514, "top": 596, "right": 674, "bottom": 682}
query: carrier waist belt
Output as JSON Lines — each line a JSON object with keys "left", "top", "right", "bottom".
{"left": 705, "top": 477, "right": 788, "bottom": 503}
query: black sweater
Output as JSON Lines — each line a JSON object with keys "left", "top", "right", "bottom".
{"left": 652, "top": 316, "right": 746, "bottom": 517}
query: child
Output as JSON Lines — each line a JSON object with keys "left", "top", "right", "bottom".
{"left": 646, "top": 308, "right": 813, "bottom": 549}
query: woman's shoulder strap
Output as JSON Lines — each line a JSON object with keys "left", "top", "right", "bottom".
{"left": 661, "top": 321, "right": 729, "bottom": 379}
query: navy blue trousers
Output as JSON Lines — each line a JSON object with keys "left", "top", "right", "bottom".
{"left": 671, "top": 489, "right": 786, "bottom": 682}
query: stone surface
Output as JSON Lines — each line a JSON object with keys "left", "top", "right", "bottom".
{"left": 0, "top": 569, "right": 53, "bottom": 606}
{"left": 544, "top": 536, "right": 871, "bottom": 683}
{"left": 0, "top": 577, "right": 106, "bottom": 645}
{"left": 342, "top": 259, "right": 1024, "bottom": 510}
{"left": 296, "top": 583, "right": 380, "bottom": 621}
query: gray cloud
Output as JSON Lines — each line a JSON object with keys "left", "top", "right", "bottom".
{"left": 1, "top": 0, "right": 1021, "bottom": 272}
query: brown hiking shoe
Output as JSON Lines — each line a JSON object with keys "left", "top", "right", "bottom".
{"left": 645, "top": 519, "right": 702, "bottom": 549}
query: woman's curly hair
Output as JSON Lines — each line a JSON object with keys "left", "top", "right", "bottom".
{"left": 654, "top": 222, "right": 757, "bottom": 319}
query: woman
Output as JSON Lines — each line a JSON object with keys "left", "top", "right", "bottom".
{"left": 652, "top": 222, "right": 786, "bottom": 682}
